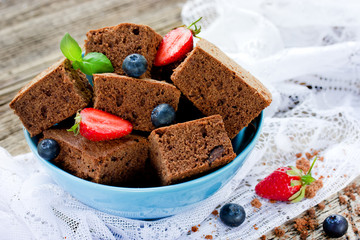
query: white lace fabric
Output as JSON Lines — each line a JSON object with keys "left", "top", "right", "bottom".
{"left": 2, "top": 0, "right": 360, "bottom": 239}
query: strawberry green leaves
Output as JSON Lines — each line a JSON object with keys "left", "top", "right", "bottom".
{"left": 289, "top": 186, "right": 306, "bottom": 203}
{"left": 60, "top": 33, "right": 114, "bottom": 75}
{"left": 288, "top": 156, "right": 318, "bottom": 203}
{"left": 67, "top": 111, "right": 81, "bottom": 136}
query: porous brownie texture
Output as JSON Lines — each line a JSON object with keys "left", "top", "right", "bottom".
{"left": 42, "top": 128, "right": 149, "bottom": 186}
{"left": 85, "top": 23, "right": 162, "bottom": 78}
{"left": 148, "top": 115, "right": 236, "bottom": 185}
{"left": 171, "top": 39, "right": 272, "bottom": 138}
{"left": 93, "top": 73, "right": 181, "bottom": 132}
{"left": 9, "top": 58, "right": 93, "bottom": 137}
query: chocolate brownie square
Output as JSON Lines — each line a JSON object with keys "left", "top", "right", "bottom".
{"left": 93, "top": 73, "right": 181, "bottom": 132}
{"left": 148, "top": 115, "right": 236, "bottom": 185}
{"left": 9, "top": 58, "right": 93, "bottom": 136}
{"left": 171, "top": 39, "right": 272, "bottom": 138}
{"left": 85, "top": 23, "right": 162, "bottom": 78}
{"left": 43, "top": 128, "right": 149, "bottom": 186}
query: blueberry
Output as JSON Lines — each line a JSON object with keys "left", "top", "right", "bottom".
{"left": 122, "top": 54, "right": 148, "bottom": 78}
{"left": 323, "top": 214, "right": 348, "bottom": 238}
{"left": 151, "top": 104, "right": 176, "bottom": 128}
{"left": 220, "top": 203, "right": 246, "bottom": 227}
{"left": 37, "top": 139, "right": 60, "bottom": 161}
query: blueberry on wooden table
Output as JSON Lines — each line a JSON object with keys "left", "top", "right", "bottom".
{"left": 323, "top": 214, "right": 348, "bottom": 238}
{"left": 220, "top": 203, "right": 246, "bottom": 227}
{"left": 122, "top": 53, "right": 148, "bottom": 78}
{"left": 151, "top": 103, "right": 176, "bottom": 128}
{"left": 37, "top": 139, "right": 60, "bottom": 161}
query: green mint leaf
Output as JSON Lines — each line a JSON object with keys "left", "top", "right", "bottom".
{"left": 60, "top": 33, "right": 83, "bottom": 62}
{"left": 78, "top": 52, "right": 114, "bottom": 75}
{"left": 72, "top": 61, "right": 81, "bottom": 70}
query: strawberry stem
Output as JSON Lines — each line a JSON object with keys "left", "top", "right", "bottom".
{"left": 67, "top": 111, "right": 81, "bottom": 136}
{"left": 300, "top": 156, "right": 318, "bottom": 185}
{"left": 307, "top": 156, "right": 318, "bottom": 174}
{"left": 187, "top": 17, "right": 202, "bottom": 37}
{"left": 187, "top": 17, "right": 202, "bottom": 29}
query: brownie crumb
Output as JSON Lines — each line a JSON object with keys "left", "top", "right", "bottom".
{"left": 319, "top": 156, "right": 324, "bottom": 161}
{"left": 293, "top": 206, "right": 318, "bottom": 240}
{"left": 317, "top": 201, "right": 325, "bottom": 210}
{"left": 269, "top": 199, "right": 277, "bottom": 204}
{"left": 305, "top": 179, "right": 323, "bottom": 199}
{"left": 294, "top": 218, "right": 308, "bottom": 238}
{"left": 254, "top": 224, "right": 259, "bottom": 230}
{"left": 296, "top": 158, "right": 311, "bottom": 173}
{"left": 251, "top": 198, "right": 262, "bottom": 209}
{"left": 260, "top": 235, "right": 266, "bottom": 240}
{"left": 308, "top": 219, "right": 318, "bottom": 230}
{"left": 355, "top": 205, "right": 360, "bottom": 216}
{"left": 205, "top": 235, "right": 213, "bottom": 239}
{"left": 300, "top": 230, "right": 308, "bottom": 240}
{"left": 339, "top": 195, "right": 347, "bottom": 205}
{"left": 211, "top": 210, "right": 219, "bottom": 216}
{"left": 349, "top": 193, "right": 356, "bottom": 201}
{"left": 295, "top": 153, "right": 302, "bottom": 158}
{"left": 307, "top": 208, "right": 316, "bottom": 219}
{"left": 274, "top": 227, "right": 285, "bottom": 237}
{"left": 353, "top": 225, "right": 359, "bottom": 234}
{"left": 191, "top": 226, "right": 198, "bottom": 232}
{"left": 305, "top": 152, "right": 312, "bottom": 159}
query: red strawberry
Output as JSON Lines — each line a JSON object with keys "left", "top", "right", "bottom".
{"left": 255, "top": 157, "right": 318, "bottom": 203}
{"left": 68, "top": 108, "right": 132, "bottom": 141}
{"left": 153, "top": 17, "right": 202, "bottom": 66}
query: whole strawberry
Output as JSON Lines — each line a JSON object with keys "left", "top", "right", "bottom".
{"left": 255, "top": 157, "right": 318, "bottom": 203}
{"left": 67, "top": 108, "right": 133, "bottom": 141}
{"left": 153, "top": 17, "right": 202, "bottom": 66}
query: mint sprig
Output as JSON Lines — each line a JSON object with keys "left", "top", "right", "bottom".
{"left": 60, "top": 33, "right": 114, "bottom": 75}
{"left": 60, "top": 33, "right": 83, "bottom": 62}
{"left": 77, "top": 52, "right": 114, "bottom": 75}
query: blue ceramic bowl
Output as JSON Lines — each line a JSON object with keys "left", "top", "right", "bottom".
{"left": 24, "top": 112, "right": 263, "bottom": 219}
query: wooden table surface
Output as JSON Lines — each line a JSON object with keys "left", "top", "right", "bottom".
{"left": 1, "top": 0, "right": 359, "bottom": 239}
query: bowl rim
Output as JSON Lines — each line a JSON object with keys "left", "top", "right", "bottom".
{"left": 25, "top": 112, "right": 263, "bottom": 193}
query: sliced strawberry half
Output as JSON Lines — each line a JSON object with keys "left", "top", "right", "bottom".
{"left": 153, "top": 17, "right": 202, "bottom": 67}
{"left": 68, "top": 108, "right": 133, "bottom": 141}
{"left": 255, "top": 156, "right": 318, "bottom": 203}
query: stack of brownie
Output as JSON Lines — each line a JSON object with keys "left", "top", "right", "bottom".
{"left": 9, "top": 23, "right": 272, "bottom": 187}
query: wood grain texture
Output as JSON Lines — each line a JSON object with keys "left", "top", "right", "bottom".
{"left": 0, "top": 0, "right": 359, "bottom": 239}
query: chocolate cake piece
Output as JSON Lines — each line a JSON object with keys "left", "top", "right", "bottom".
{"left": 85, "top": 23, "right": 162, "bottom": 78}
{"left": 42, "top": 128, "right": 149, "bottom": 186}
{"left": 93, "top": 73, "right": 181, "bottom": 132}
{"left": 171, "top": 39, "right": 272, "bottom": 138}
{"left": 148, "top": 115, "right": 236, "bottom": 185}
{"left": 9, "top": 58, "right": 93, "bottom": 137}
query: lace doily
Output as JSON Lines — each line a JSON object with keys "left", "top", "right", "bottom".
{"left": 2, "top": 0, "right": 360, "bottom": 239}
